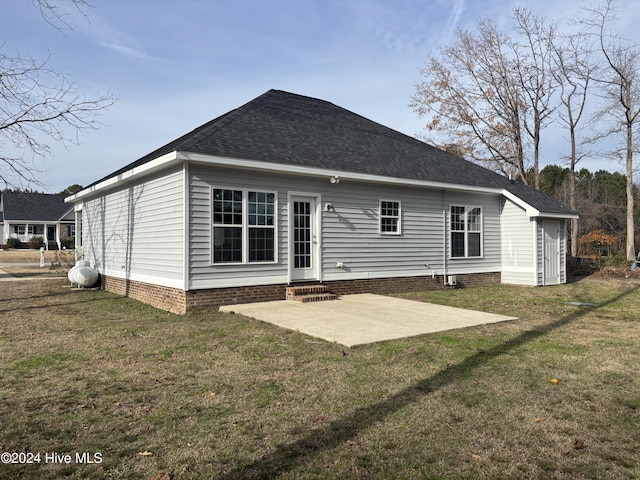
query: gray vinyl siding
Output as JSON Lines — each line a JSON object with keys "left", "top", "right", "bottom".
{"left": 81, "top": 167, "right": 184, "bottom": 288}
{"left": 443, "top": 191, "right": 502, "bottom": 275}
{"left": 188, "top": 165, "right": 503, "bottom": 290}
{"left": 189, "top": 166, "right": 290, "bottom": 289}
{"left": 321, "top": 186, "right": 443, "bottom": 280}
{"left": 500, "top": 198, "right": 536, "bottom": 285}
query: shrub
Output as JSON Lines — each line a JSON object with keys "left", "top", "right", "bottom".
{"left": 578, "top": 229, "right": 621, "bottom": 257}
{"left": 6, "top": 238, "right": 21, "bottom": 249}
{"left": 28, "top": 236, "right": 46, "bottom": 249}
{"left": 49, "top": 250, "right": 75, "bottom": 272}
{"left": 61, "top": 238, "right": 75, "bottom": 250}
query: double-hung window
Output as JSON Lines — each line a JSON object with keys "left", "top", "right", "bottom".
{"left": 212, "top": 188, "right": 276, "bottom": 264}
{"left": 380, "top": 200, "right": 401, "bottom": 235}
{"left": 450, "top": 205, "right": 482, "bottom": 258}
{"left": 248, "top": 191, "right": 276, "bottom": 262}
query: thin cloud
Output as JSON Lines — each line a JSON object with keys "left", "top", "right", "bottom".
{"left": 96, "top": 39, "right": 158, "bottom": 62}
{"left": 78, "top": 13, "right": 162, "bottom": 62}
{"left": 445, "top": 0, "right": 465, "bottom": 44}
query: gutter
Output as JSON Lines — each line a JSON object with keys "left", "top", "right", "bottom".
{"left": 64, "top": 151, "right": 579, "bottom": 222}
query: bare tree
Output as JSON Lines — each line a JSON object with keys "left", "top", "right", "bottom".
{"left": 581, "top": 0, "right": 639, "bottom": 261}
{"left": 552, "top": 32, "right": 596, "bottom": 256}
{"left": 512, "top": 7, "right": 560, "bottom": 190}
{"left": 1, "top": 0, "right": 115, "bottom": 188}
{"left": 33, "top": 0, "right": 91, "bottom": 30}
{"left": 411, "top": 19, "right": 528, "bottom": 182}
{"left": 412, "top": 10, "right": 560, "bottom": 188}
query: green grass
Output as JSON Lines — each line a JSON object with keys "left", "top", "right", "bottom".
{"left": 0, "top": 276, "right": 639, "bottom": 479}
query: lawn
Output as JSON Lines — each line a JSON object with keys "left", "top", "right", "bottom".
{"left": 0, "top": 249, "right": 75, "bottom": 278}
{"left": 0, "top": 276, "right": 639, "bottom": 479}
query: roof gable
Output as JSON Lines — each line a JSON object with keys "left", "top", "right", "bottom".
{"left": 82, "top": 89, "right": 576, "bottom": 217}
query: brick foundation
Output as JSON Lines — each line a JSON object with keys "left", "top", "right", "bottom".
{"left": 185, "top": 283, "right": 287, "bottom": 311}
{"left": 101, "top": 276, "right": 188, "bottom": 314}
{"left": 100, "top": 272, "right": 501, "bottom": 314}
{"left": 322, "top": 272, "right": 500, "bottom": 296}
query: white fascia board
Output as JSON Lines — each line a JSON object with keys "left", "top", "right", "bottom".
{"left": 179, "top": 152, "right": 503, "bottom": 194}
{"left": 64, "top": 152, "right": 181, "bottom": 203}
{"left": 501, "top": 189, "right": 579, "bottom": 220}
{"left": 538, "top": 212, "right": 579, "bottom": 220}
{"left": 502, "top": 189, "right": 540, "bottom": 216}
{"left": 64, "top": 150, "right": 578, "bottom": 220}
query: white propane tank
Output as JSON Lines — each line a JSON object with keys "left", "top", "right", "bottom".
{"left": 74, "top": 266, "right": 98, "bottom": 288}
{"left": 68, "top": 261, "right": 97, "bottom": 287}
{"left": 67, "top": 265, "right": 80, "bottom": 284}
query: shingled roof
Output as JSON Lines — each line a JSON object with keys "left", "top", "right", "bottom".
{"left": 1, "top": 191, "right": 72, "bottom": 221}
{"left": 87, "top": 89, "right": 576, "bottom": 217}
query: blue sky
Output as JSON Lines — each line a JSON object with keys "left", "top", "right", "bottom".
{"left": 2, "top": 0, "right": 638, "bottom": 192}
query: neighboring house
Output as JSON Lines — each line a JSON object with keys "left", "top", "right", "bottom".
{"left": 1, "top": 191, "right": 75, "bottom": 250}
{"left": 65, "top": 90, "right": 578, "bottom": 314}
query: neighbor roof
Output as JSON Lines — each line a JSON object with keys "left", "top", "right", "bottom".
{"left": 83, "top": 89, "right": 576, "bottom": 217}
{"left": 1, "top": 191, "right": 72, "bottom": 221}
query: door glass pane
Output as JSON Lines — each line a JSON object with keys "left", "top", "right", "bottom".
{"left": 293, "top": 201, "right": 311, "bottom": 269}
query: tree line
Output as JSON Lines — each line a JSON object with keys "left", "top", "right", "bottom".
{"left": 412, "top": 0, "right": 639, "bottom": 259}
{"left": 533, "top": 165, "right": 639, "bottom": 257}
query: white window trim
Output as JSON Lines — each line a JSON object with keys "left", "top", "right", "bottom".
{"left": 211, "top": 187, "right": 278, "bottom": 265}
{"left": 379, "top": 199, "right": 402, "bottom": 235}
{"left": 449, "top": 205, "right": 483, "bottom": 259}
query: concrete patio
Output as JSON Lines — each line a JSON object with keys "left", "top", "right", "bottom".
{"left": 220, "top": 293, "right": 518, "bottom": 347}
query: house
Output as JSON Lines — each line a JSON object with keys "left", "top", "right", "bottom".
{"left": 1, "top": 191, "right": 75, "bottom": 250}
{"left": 65, "top": 90, "right": 578, "bottom": 314}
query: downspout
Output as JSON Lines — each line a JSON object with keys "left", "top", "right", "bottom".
{"left": 182, "top": 161, "right": 190, "bottom": 292}
{"left": 286, "top": 192, "right": 293, "bottom": 285}
{"left": 316, "top": 194, "right": 323, "bottom": 284}
{"left": 442, "top": 189, "right": 447, "bottom": 286}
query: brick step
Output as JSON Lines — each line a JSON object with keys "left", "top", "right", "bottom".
{"left": 286, "top": 284, "right": 331, "bottom": 296}
{"left": 288, "top": 293, "right": 338, "bottom": 303}
{"left": 286, "top": 285, "right": 338, "bottom": 303}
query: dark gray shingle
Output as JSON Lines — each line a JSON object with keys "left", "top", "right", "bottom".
{"left": 87, "top": 89, "right": 576, "bottom": 216}
{"left": 2, "top": 191, "right": 71, "bottom": 221}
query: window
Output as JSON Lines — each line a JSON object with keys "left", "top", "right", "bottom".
{"left": 248, "top": 191, "right": 275, "bottom": 262}
{"left": 450, "top": 206, "right": 482, "bottom": 258}
{"left": 212, "top": 188, "right": 276, "bottom": 264}
{"left": 14, "top": 225, "right": 26, "bottom": 235}
{"left": 380, "top": 200, "right": 401, "bottom": 234}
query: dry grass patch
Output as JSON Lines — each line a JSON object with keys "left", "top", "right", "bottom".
{"left": 0, "top": 250, "right": 75, "bottom": 278}
{"left": 0, "top": 250, "right": 71, "bottom": 263}
{"left": 0, "top": 276, "right": 639, "bottom": 479}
